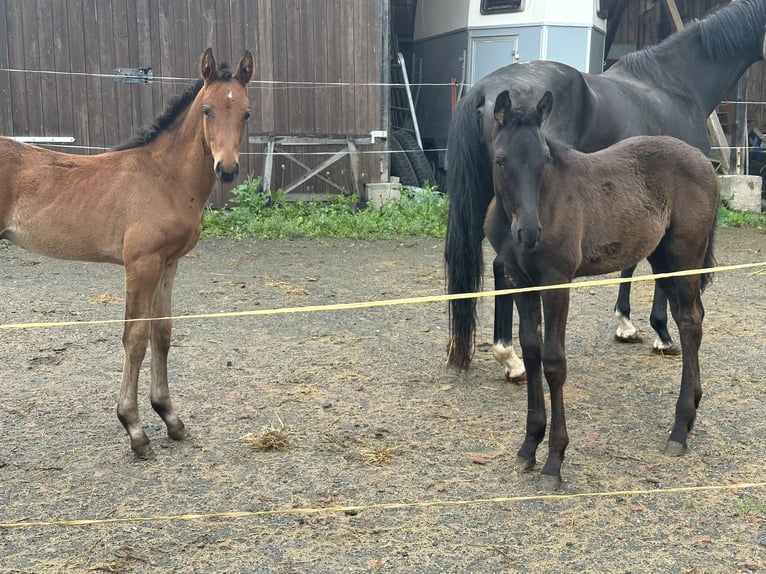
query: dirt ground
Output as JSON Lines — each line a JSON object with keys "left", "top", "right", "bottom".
{"left": 0, "top": 227, "right": 764, "bottom": 573}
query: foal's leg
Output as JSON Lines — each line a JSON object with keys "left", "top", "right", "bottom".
{"left": 150, "top": 260, "right": 190, "bottom": 442}
{"left": 492, "top": 257, "right": 526, "bottom": 382}
{"left": 649, "top": 285, "right": 678, "bottom": 355}
{"left": 514, "top": 290, "right": 546, "bottom": 471}
{"left": 117, "top": 257, "right": 165, "bottom": 458}
{"left": 614, "top": 265, "right": 642, "bottom": 342}
{"left": 657, "top": 276, "right": 704, "bottom": 456}
{"left": 538, "top": 287, "right": 570, "bottom": 491}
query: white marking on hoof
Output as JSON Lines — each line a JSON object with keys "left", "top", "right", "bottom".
{"left": 653, "top": 337, "right": 681, "bottom": 356}
{"left": 493, "top": 343, "right": 526, "bottom": 383}
{"left": 614, "top": 310, "right": 642, "bottom": 342}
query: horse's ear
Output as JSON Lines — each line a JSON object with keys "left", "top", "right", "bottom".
{"left": 200, "top": 48, "right": 219, "bottom": 84}
{"left": 494, "top": 90, "right": 512, "bottom": 125}
{"left": 537, "top": 90, "right": 553, "bottom": 123}
{"left": 235, "top": 50, "right": 254, "bottom": 86}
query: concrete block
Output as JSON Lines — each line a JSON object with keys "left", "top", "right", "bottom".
{"left": 718, "top": 175, "right": 762, "bottom": 213}
{"left": 365, "top": 181, "right": 402, "bottom": 209}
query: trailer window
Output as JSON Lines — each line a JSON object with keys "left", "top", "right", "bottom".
{"left": 480, "top": 0, "right": 524, "bottom": 14}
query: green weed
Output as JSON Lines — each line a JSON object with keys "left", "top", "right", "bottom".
{"left": 202, "top": 178, "right": 447, "bottom": 239}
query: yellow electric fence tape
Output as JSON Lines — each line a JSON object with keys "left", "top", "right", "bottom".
{"left": 1, "top": 261, "right": 764, "bottom": 331}
{"left": 0, "top": 482, "right": 763, "bottom": 529}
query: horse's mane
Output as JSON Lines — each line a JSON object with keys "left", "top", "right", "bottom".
{"left": 614, "top": 0, "right": 765, "bottom": 82}
{"left": 113, "top": 66, "right": 233, "bottom": 151}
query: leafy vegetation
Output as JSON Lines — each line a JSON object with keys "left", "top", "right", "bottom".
{"left": 202, "top": 175, "right": 448, "bottom": 239}
{"left": 717, "top": 203, "right": 766, "bottom": 230}
{"left": 202, "top": 176, "right": 766, "bottom": 240}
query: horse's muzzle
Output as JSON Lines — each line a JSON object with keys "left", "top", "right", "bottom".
{"left": 215, "top": 161, "right": 239, "bottom": 183}
{"left": 517, "top": 226, "right": 541, "bottom": 250}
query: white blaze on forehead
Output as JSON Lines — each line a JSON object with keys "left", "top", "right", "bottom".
{"left": 227, "top": 90, "right": 233, "bottom": 100}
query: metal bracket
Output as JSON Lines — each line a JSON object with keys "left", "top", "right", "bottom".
{"left": 112, "top": 67, "right": 153, "bottom": 84}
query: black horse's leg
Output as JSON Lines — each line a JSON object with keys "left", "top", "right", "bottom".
{"left": 656, "top": 276, "right": 704, "bottom": 456}
{"left": 492, "top": 257, "right": 526, "bottom": 382}
{"left": 538, "top": 286, "right": 571, "bottom": 491}
{"left": 613, "top": 265, "right": 642, "bottom": 343}
{"left": 649, "top": 283, "right": 680, "bottom": 355}
{"left": 514, "top": 289, "right": 546, "bottom": 472}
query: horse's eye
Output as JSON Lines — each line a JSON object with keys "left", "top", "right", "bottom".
{"left": 494, "top": 157, "right": 505, "bottom": 168}
{"left": 244, "top": 110, "right": 251, "bottom": 121}
{"left": 202, "top": 107, "right": 212, "bottom": 118}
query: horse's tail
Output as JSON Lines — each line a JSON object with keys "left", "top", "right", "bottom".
{"left": 445, "top": 88, "right": 494, "bottom": 369}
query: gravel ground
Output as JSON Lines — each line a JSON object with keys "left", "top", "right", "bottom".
{"left": 0, "top": 227, "right": 764, "bottom": 573}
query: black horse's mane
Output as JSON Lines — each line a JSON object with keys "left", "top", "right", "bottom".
{"left": 615, "top": 0, "right": 765, "bottom": 82}
{"left": 113, "top": 66, "right": 233, "bottom": 151}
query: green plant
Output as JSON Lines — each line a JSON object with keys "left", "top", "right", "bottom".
{"left": 717, "top": 203, "right": 766, "bottom": 230}
{"left": 736, "top": 496, "right": 766, "bottom": 515}
{"left": 202, "top": 182, "right": 448, "bottom": 240}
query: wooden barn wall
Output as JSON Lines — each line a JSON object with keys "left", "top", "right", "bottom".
{"left": 0, "top": 0, "right": 386, "bottom": 206}
{"left": 608, "top": 0, "right": 766, "bottom": 132}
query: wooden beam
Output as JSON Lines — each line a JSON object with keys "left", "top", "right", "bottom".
{"left": 661, "top": 0, "right": 683, "bottom": 31}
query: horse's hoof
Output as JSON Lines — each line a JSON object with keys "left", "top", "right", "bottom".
{"left": 614, "top": 332, "right": 643, "bottom": 344}
{"left": 515, "top": 455, "right": 536, "bottom": 472}
{"left": 168, "top": 425, "right": 192, "bottom": 442}
{"left": 653, "top": 341, "right": 682, "bottom": 356}
{"left": 665, "top": 440, "right": 687, "bottom": 457}
{"left": 133, "top": 443, "right": 156, "bottom": 460}
{"left": 538, "top": 473, "right": 562, "bottom": 492}
{"left": 504, "top": 368, "right": 527, "bottom": 385}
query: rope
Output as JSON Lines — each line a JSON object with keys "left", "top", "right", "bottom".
{"left": 1, "top": 481, "right": 763, "bottom": 530}
{"left": 1, "top": 262, "right": 764, "bottom": 331}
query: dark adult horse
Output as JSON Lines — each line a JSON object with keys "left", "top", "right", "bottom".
{"left": 445, "top": 0, "right": 766, "bottom": 375}
{"left": 0, "top": 49, "right": 253, "bottom": 458}
{"left": 485, "top": 89, "right": 718, "bottom": 489}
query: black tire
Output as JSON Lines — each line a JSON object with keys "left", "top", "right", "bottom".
{"left": 389, "top": 132, "right": 419, "bottom": 187}
{"left": 393, "top": 129, "right": 434, "bottom": 187}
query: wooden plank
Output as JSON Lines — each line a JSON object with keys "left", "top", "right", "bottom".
{"left": 200, "top": 0, "right": 217, "bottom": 50}
{"left": 21, "top": 0, "right": 44, "bottom": 136}
{"left": 172, "top": 0, "right": 191, "bottom": 82}
{"left": 271, "top": 0, "right": 289, "bottom": 134}
{"left": 0, "top": 0, "right": 12, "bottom": 135}
{"left": 82, "top": 0, "right": 105, "bottom": 149}
{"left": 342, "top": 0, "right": 357, "bottom": 134}
{"left": 662, "top": 0, "right": 684, "bottom": 31}
{"left": 215, "top": 0, "right": 232, "bottom": 62}
{"left": 66, "top": 0, "right": 90, "bottom": 150}
{"left": 255, "top": 0, "right": 275, "bottom": 133}
{"left": 229, "top": 0, "right": 247, "bottom": 67}
{"left": 36, "top": 0, "right": 59, "bottom": 137}
{"left": 300, "top": 0, "right": 316, "bottom": 134}
{"left": 312, "top": 0, "right": 330, "bottom": 134}
{"left": 327, "top": 0, "right": 342, "bottom": 134}
{"left": 135, "top": 0, "right": 160, "bottom": 130}
{"left": 187, "top": 0, "right": 203, "bottom": 74}
{"left": 285, "top": 0, "right": 303, "bottom": 135}
{"left": 96, "top": 0, "right": 120, "bottom": 146}
{"left": 6, "top": 0, "right": 29, "bottom": 135}
{"left": 111, "top": 0, "right": 134, "bottom": 145}
{"left": 157, "top": 0, "right": 175, "bottom": 105}
{"left": 50, "top": 0, "right": 74, "bottom": 141}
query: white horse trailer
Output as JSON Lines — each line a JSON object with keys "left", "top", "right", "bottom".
{"left": 412, "top": 0, "right": 606, "bottom": 170}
